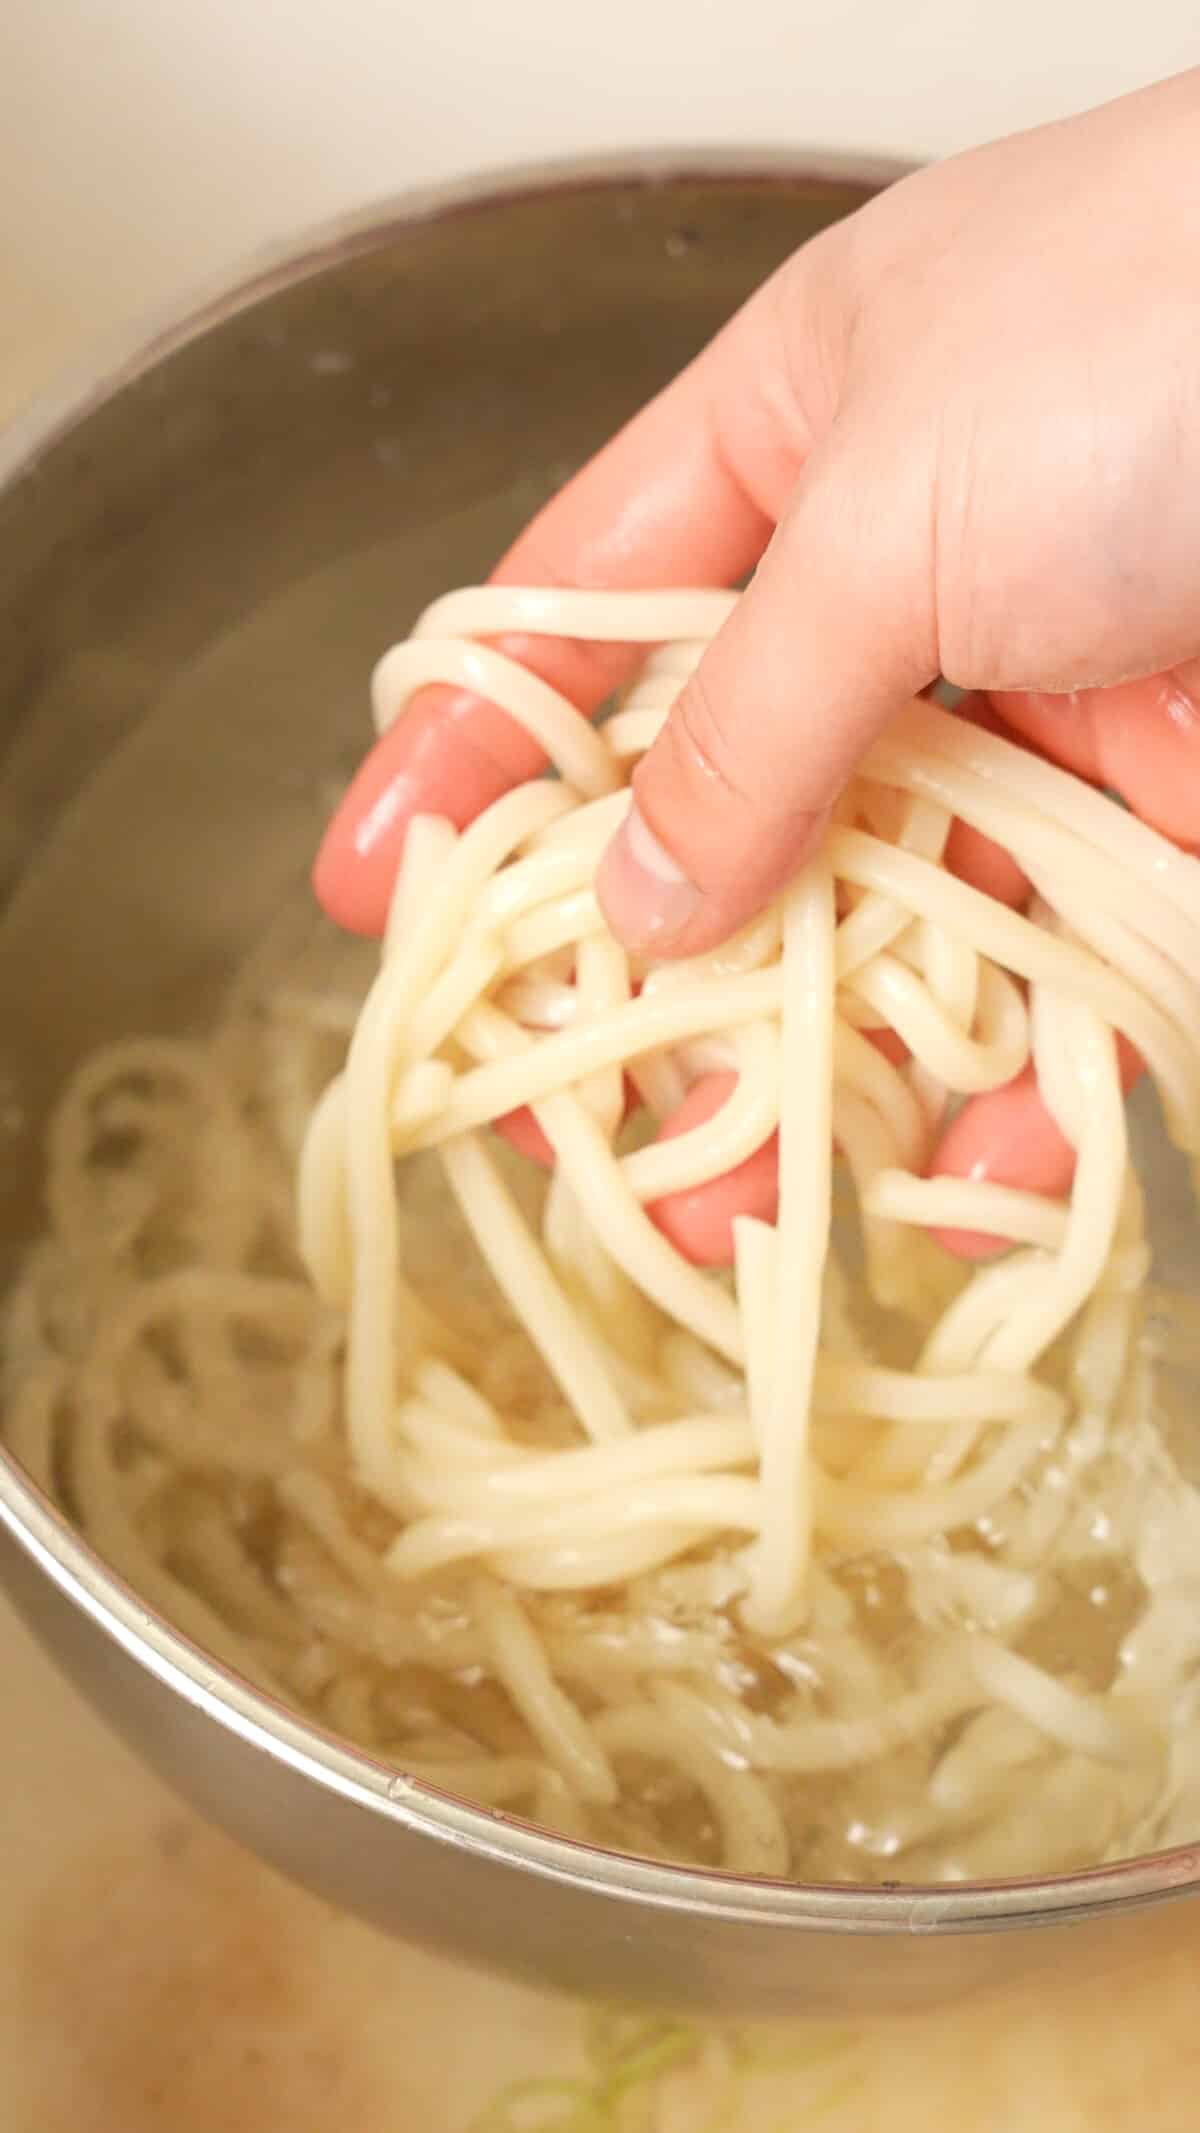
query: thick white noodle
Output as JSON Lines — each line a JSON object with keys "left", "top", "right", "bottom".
{"left": 296, "top": 584, "right": 1200, "bottom": 1628}
{"left": 14, "top": 579, "right": 1200, "bottom": 1887}
{"left": 744, "top": 862, "right": 835, "bottom": 1629}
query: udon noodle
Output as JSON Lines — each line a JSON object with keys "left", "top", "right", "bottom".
{"left": 8, "top": 583, "right": 1200, "bottom": 1883}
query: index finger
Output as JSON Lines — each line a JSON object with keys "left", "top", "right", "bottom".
{"left": 312, "top": 279, "right": 809, "bottom": 934}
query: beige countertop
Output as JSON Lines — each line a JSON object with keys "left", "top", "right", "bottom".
{"left": 4, "top": 1589, "right": 1200, "bottom": 2131}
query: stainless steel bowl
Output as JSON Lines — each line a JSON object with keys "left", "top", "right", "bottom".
{"left": 2, "top": 154, "right": 1199, "bottom": 2021}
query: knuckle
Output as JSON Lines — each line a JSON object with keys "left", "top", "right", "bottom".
{"left": 667, "top": 670, "right": 760, "bottom": 820}
{"left": 1174, "top": 658, "right": 1200, "bottom": 713}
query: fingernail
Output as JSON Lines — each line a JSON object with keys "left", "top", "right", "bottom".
{"left": 596, "top": 801, "right": 701, "bottom": 950}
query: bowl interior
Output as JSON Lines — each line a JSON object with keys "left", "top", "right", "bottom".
{"left": 0, "top": 164, "right": 871, "bottom": 1272}
{"left": 4, "top": 162, "right": 1200, "bottom": 2010}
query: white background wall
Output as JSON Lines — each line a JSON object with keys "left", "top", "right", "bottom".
{"left": 2, "top": 2, "right": 1199, "bottom": 418}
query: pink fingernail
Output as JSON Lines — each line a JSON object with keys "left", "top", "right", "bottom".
{"left": 597, "top": 801, "right": 701, "bottom": 950}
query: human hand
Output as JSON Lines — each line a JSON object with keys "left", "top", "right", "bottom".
{"left": 314, "top": 70, "right": 1200, "bottom": 1263}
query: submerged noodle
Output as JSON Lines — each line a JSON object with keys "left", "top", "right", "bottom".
{"left": 8, "top": 583, "right": 1200, "bottom": 1884}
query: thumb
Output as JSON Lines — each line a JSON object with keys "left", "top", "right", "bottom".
{"left": 596, "top": 424, "right": 937, "bottom": 956}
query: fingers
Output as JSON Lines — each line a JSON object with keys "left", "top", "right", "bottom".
{"left": 494, "top": 1069, "right": 783, "bottom": 1266}
{"left": 926, "top": 670, "right": 1193, "bottom": 1253}
{"left": 928, "top": 1038, "right": 1144, "bottom": 1259}
{"left": 645, "top": 1074, "right": 780, "bottom": 1265}
{"left": 562, "top": 1032, "right": 902, "bottom": 1269}
{"left": 942, "top": 694, "right": 1032, "bottom": 909}
{"left": 494, "top": 1104, "right": 556, "bottom": 1168}
{"left": 495, "top": 1076, "right": 639, "bottom": 1169}
{"left": 927, "top": 1064, "right": 1076, "bottom": 1260}
{"left": 924, "top": 670, "right": 1193, "bottom": 1253}
{"left": 944, "top": 813, "right": 1030, "bottom": 911}
{"left": 490, "top": 1017, "right": 1141, "bottom": 1270}
{"left": 597, "top": 421, "right": 939, "bottom": 957}
{"left": 312, "top": 262, "right": 819, "bottom": 936}
{"left": 424, "top": 646, "right": 1172, "bottom": 1264}
{"left": 312, "top": 638, "right": 612, "bottom": 936}
{"left": 987, "top": 659, "right": 1200, "bottom": 848}
{"left": 642, "top": 1030, "right": 1143, "bottom": 1270}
